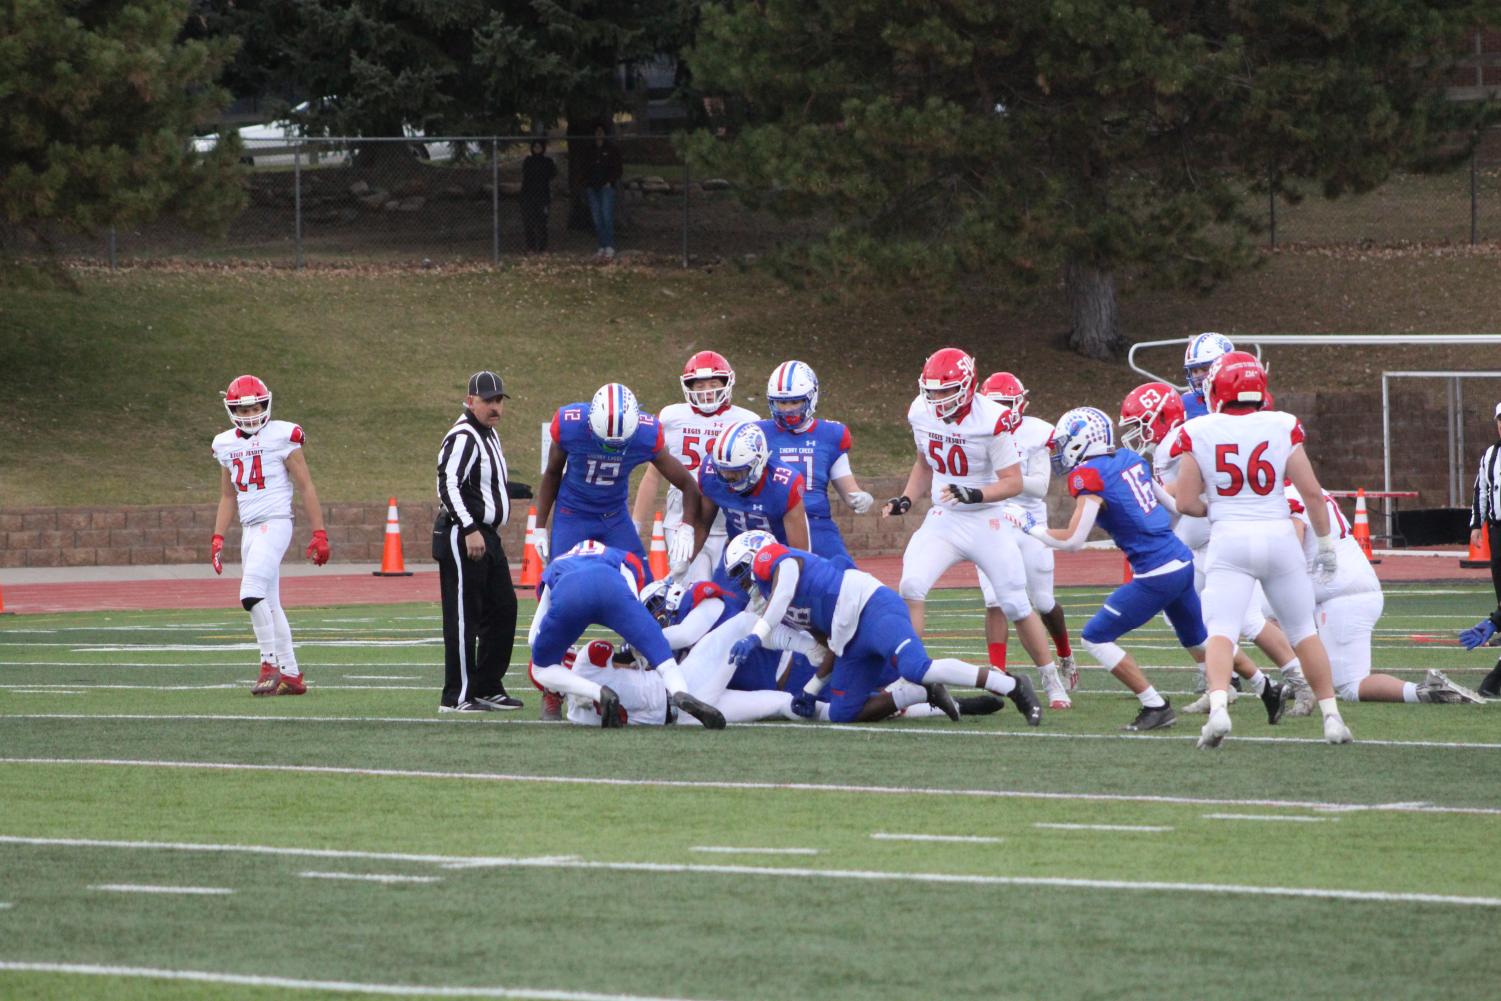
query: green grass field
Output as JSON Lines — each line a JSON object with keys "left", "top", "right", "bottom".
{"left": 2, "top": 584, "right": 1499, "bottom": 1000}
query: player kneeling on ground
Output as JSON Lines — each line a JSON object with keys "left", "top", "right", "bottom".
{"left": 723, "top": 531, "right": 1042, "bottom": 724}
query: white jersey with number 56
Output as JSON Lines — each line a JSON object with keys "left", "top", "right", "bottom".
{"left": 211, "top": 419, "right": 303, "bottom": 526}
{"left": 906, "top": 394, "right": 1022, "bottom": 511}
{"left": 1174, "top": 410, "right": 1305, "bottom": 523}
{"left": 657, "top": 402, "right": 759, "bottom": 529}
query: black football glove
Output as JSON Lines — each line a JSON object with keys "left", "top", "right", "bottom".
{"left": 507, "top": 480, "right": 534, "bottom": 500}
{"left": 948, "top": 484, "right": 984, "bottom": 504}
{"left": 883, "top": 495, "right": 912, "bottom": 516}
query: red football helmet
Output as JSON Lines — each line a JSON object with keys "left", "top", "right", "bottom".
{"left": 980, "top": 371, "right": 1028, "bottom": 416}
{"left": 920, "top": 348, "right": 977, "bottom": 421}
{"left": 222, "top": 374, "right": 272, "bottom": 433}
{"left": 1118, "top": 381, "right": 1186, "bottom": 456}
{"left": 1205, "top": 351, "right": 1268, "bottom": 413}
{"left": 681, "top": 350, "right": 735, "bottom": 414}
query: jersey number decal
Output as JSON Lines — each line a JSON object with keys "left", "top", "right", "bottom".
{"left": 1214, "top": 442, "right": 1275, "bottom": 496}
{"left": 727, "top": 511, "right": 772, "bottom": 535}
{"left": 232, "top": 455, "right": 265, "bottom": 492}
{"left": 1119, "top": 464, "right": 1158, "bottom": 513}
{"left": 927, "top": 439, "right": 970, "bottom": 476}
{"left": 584, "top": 459, "right": 622, "bottom": 486}
{"left": 680, "top": 435, "right": 718, "bottom": 472}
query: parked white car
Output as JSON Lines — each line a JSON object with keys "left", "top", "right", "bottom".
{"left": 193, "top": 100, "right": 475, "bottom": 166}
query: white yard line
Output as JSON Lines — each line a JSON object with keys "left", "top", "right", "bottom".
{"left": 8, "top": 691, "right": 84, "bottom": 696}
{"left": 1034, "top": 823, "right": 1174, "bottom": 833}
{"left": 689, "top": 846, "right": 820, "bottom": 856}
{"left": 345, "top": 676, "right": 421, "bottom": 681}
{"left": 0, "top": 962, "right": 723, "bottom": 1001}
{"left": 870, "top": 832, "right": 1002, "bottom": 844}
{"left": 89, "top": 884, "right": 233, "bottom": 895}
{"left": 1, "top": 761, "right": 1497, "bottom": 817}
{"left": 1204, "top": 813, "right": 1335, "bottom": 824}
{"left": 298, "top": 871, "right": 441, "bottom": 884}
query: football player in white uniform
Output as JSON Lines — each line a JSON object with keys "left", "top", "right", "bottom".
{"left": 1287, "top": 486, "right": 1482, "bottom": 705}
{"left": 973, "top": 372, "right": 1076, "bottom": 707}
{"left": 210, "top": 375, "right": 329, "bottom": 696}
{"left": 1171, "top": 352, "right": 1352, "bottom": 747}
{"left": 884, "top": 348, "right": 1065, "bottom": 695}
{"left": 632, "top": 350, "right": 759, "bottom": 581}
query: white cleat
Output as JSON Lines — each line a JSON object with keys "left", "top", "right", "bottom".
{"left": 1196, "top": 708, "right": 1232, "bottom": 749}
{"left": 1323, "top": 715, "right": 1353, "bottom": 744}
{"left": 1183, "top": 689, "right": 1239, "bottom": 714}
{"left": 1038, "top": 664, "right": 1072, "bottom": 710}
{"left": 1416, "top": 669, "right": 1486, "bottom": 705}
{"left": 1281, "top": 669, "right": 1315, "bottom": 717}
{"left": 1058, "top": 655, "right": 1079, "bottom": 692}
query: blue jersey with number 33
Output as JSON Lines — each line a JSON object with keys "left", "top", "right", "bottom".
{"left": 551, "top": 402, "right": 663, "bottom": 515}
{"left": 699, "top": 461, "right": 805, "bottom": 544}
{"left": 1067, "top": 449, "right": 1190, "bottom": 575}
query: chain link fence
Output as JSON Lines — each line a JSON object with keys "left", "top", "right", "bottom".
{"left": 30, "top": 129, "right": 1501, "bottom": 267}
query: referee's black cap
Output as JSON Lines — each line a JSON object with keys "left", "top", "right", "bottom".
{"left": 467, "top": 370, "right": 510, "bottom": 400}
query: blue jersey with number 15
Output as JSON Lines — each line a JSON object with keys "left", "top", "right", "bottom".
{"left": 552, "top": 402, "right": 663, "bottom": 515}
{"left": 1067, "top": 449, "right": 1190, "bottom": 574}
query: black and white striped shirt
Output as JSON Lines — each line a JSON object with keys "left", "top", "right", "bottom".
{"left": 436, "top": 412, "right": 510, "bottom": 531}
{"left": 1472, "top": 440, "right": 1501, "bottom": 528}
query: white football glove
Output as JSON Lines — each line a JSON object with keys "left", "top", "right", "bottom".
{"left": 1313, "top": 534, "right": 1337, "bottom": 582}
{"left": 999, "top": 503, "right": 1037, "bottom": 535}
{"left": 846, "top": 490, "right": 874, "bottom": 515}
{"left": 667, "top": 524, "right": 695, "bottom": 576}
{"left": 533, "top": 526, "right": 549, "bottom": 565}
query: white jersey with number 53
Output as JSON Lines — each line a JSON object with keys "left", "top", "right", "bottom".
{"left": 211, "top": 419, "right": 303, "bottom": 526}
{"left": 1174, "top": 410, "right": 1305, "bottom": 523}
{"left": 657, "top": 402, "right": 759, "bottom": 528}
{"left": 906, "top": 394, "right": 1022, "bottom": 511}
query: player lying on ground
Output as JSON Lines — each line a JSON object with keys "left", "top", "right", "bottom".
{"left": 723, "top": 530, "right": 1042, "bottom": 724}
{"left": 211, "top": 375, "right": 329, "bottom": 697}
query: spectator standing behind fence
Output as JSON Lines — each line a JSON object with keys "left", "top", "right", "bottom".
{"left": 579, "top": 124, "right": 623, "bottom": 262}
{"left": 520, "top": 140, "right": 557, "bottom": 253}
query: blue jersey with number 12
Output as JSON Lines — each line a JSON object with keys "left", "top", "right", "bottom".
{"left": 699, "top": 461, "right": 805, "bottom": 544}
{"left": 551, "top": 402, "right": 663, "bottom": 515}
{"left": 1067, "top": 449, "right": 1190, "bottom": 574}
{"left": 757, "top": 418, "right": 851, "bottom": 520}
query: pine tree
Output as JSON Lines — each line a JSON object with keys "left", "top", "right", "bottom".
{"left": 0, "top": 0, "right": 245, "bottom": 248}
{"left": 684, "top": 1, "right": 1498, "bottom": 358}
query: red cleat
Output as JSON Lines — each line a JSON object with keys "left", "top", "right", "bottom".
{"left": 251, "top": 661, "right": 279, "bottom": 696}
{"left": 540, "top": 690, "right": 563, "bottom": 721}
{"left": 272, "top": 671, "right": 307, "bottom": 696}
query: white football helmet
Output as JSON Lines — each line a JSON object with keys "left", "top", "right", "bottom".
{"left": 709, "top": 422, "right": 770, "bottom": 494}
{"left": 766, "top": 360, "right": 820, "bottom": 432}
{"left": 588, "top": 383, "right": 641, "bottom": 449}
{"left": 1183, "top": 332, "right": 1234, "bottom": 394}
{"left": 1049, "top": 407, "right": 1116, "bottom": 473}
{"left": 639, "top": 577, "right": 685, "bottom": 626}
{"left": 222, "top": 374, "right": 272, "bottom": 434}
{"left": 723, "top": 529, "right": 778, "bottom": 589}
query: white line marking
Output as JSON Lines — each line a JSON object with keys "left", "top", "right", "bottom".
{"left": 8, "top": 691, "right": 84, "bottom": 696}
{"left": 689, "top": 846, "right": 820, "bottom": 856}
{"left": 1035, "top": 822, "right": 1174, "bottom": 833}
{"left": 0, "top": 903, "right": 10, "bottom": 910}
{"left": 0, "top": 758, "right": 1496, "bottom": 819}
{"left": 68, "top": 640, "right": 440, "bottom": 652}
{"left": 298, "top": 871, "right": 441, "bottom": 884}
{"left": 870, "top": 832, "right": 1002, "bottom": 844}
{"left": 89, "top": 884, "right": 234, "bottom": 895}
{"left": 1204, "top": 813, "right": 1335, "bottom": 824}
{"left": 345, "top": 676, "right": 420, "bottom": 681}
{"left": 0, "top": 962, "right": 722, "bottom": 1000}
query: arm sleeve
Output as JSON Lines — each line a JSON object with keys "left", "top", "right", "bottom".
{"left": 1151, "top": 478, "right": 1178, "bottom": 516}
{"left": 756, "top": 560, "right": 802, "bottom": 639}
{"left": 662, "top": 599, "right": 723, "bottom": 649}
{"left": 1021, "top": 445, "right": 1050, "bottom": 498}
{"left": 437, "top": 432, "right": 479, "bottom": 529}
{"left": 830, "top": 453, "right": 853, "bottom": 479}
{"left": 1031, "top": 497, "right": 1102, "bottom": 551}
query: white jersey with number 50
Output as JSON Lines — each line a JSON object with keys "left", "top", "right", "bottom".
{"left": 1175, "top": 410, "right": 1305, "bottom": 523}
{"left": 657, "top": 402, "right": 760, "bottom": 529}
{"left": 906, "top": 394, "right": 1022, "bottom": 512}
{"left": 211, "top": 419, "right": 303, "bottom": 526}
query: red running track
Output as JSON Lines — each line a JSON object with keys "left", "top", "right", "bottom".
{"left": 0, "top": 550, "right": 1487, "bottom": 615}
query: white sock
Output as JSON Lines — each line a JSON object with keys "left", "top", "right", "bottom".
{"left": 655, "top": 658, "right": 688, "bottom": 696}
{"left": 1318, "top": 696, "right": 1341, "bottom": 720}
{"left": 1280, "top": 658, "right": 1303, "bottom": 679}
{"left": 1247, "top": 669, "right": 1267, "bottom": 695}
{"left": 1402, "top": 682, "right": 1419, "bottom": 703}
{"left": 268, "top": 599, "right": 298, "bottom": 675}
{"left": 980, "top": 667, "right": 1017, "bottom": 696}
{"left": 531, "top": 663, "right": 603, "bottom": 701}
{"left": 1137, "top": 686, "right": 1165, "bottom": 709}
{"left": 899, "top": 704, "right": 948, "bottom": 718}
{"left": 1208, "top": 690, "right": 1229, "bottom": 714}
{"left": 922, "top": 657, "right": 1000, "bottom": 692}
{"left": 247, "top": 601, "right": 277, "bottom": 663}
{"left": 889, "top": 679, "right": 926, "bottom": 711}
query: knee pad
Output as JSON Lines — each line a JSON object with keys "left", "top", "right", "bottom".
{"left": 1336, "top": 680, "right": 1361, "bottom": 703}
{"left": 241, "top": 596, "right": 263, "bottom": 612}
{"left": 1082, "top": 638, "right": 1126, "bottom": 670}
{"left": 998, "top": 592, "right": 1032, "bottom": 621}
{"left": 897, "top": 576, "right": 928, "bottom": 602}
{"left": 1030, "top": 588, "right": 1056, "bottom": 615}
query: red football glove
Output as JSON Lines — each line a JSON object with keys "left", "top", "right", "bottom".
{"left": 210, "top": 534, "right": 224, "bottom": 575}
{"left": 306, "top": 529, "right": 330, "bottom": 566}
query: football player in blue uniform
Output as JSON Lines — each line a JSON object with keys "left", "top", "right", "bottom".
{"left": 723, "top": 531, "right": 1042, "bottom": 725}
{"left": 527, "top": 540, "right": 726, "bottom": 728}
{"left": 1002, "top": 407, "right": 1286, "bottom": 731}
{"left": 757, "top": 360, "right": 874, "bottom": 567}
{"left": 534, "top": 383, "right": 702, "bottom": 564}
{"left": 1180, "top": 332, "right": 1234, "bottom": 420}
{"left": 694, "top": 422, "right": 812, "bottom": 553}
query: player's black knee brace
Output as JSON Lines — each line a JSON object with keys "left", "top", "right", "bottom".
{"left": 241, "top": 596, "right": 264, "bottom": 612}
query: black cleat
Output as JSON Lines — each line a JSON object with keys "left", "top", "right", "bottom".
{"left": 924, "top": 683, "right": 961, "bottom": 721}
{"left": 1008, "top": 674, "right": 1043, "bottom": 727}
{"left": 956, "top": 694, "right": 1006, "bottom": 716}
{"left": 1479, "top": 663, "right": 1501, "bottom": 699}
{"left": 1260, "top": 680, "right": 1289, "bottom": 725}
{"left": 672, "top": 690, "right": 726, "bottom": 730}
{"left": 1231, "top": 675, "right": 1244, "bottom": 692}
{"left": 597, "top": 685, "right": 625, "bottom": 728}
{"left": 1125, "top": 698, "right": 1176, "bottom": 732}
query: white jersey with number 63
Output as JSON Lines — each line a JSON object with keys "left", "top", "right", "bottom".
{"left": 1174, "top": 410, "right": 1306, "bottom": 523}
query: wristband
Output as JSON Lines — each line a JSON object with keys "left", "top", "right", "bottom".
{"left": 752, "top": 619, "right": 774, "bottom": 645}
{"left": 802, "top": 673, "right": 830, "bottom": 696}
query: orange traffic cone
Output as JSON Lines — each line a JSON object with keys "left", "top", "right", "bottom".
{"left": 0, "top": 583, "right": 10, "bottom": 615}
{"left": 1462, "top": 516, "right": 1491, "bottom": 569}
{"left": 1351, "top": 488, "right": 1380, "bottom": 565}
{"left": 649, "top": 512, "right": 671, "bottom": 580}
{"left": 372, "top": 497, "right": 413, "bottom": 576}
{"left": 520, "top": 506, "right": 543, "bottom": 587}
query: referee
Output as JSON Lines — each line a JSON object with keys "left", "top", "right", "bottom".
{"left": 434, "top": 371, "right": 524, "bottom": 712}
{"left": 1463, "top": 402, "right": 1501, "bottom": 696}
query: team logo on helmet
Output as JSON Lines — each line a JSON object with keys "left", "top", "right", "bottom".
{"left": 710, "top": 422, "right": 770, "bottom": 495}
{"left": 1184, "top": 332, "right": 1234, "bottom": 394}
{"left": 723, "top": 529, "right": 778, "bottom": 590}
{"left": 1048, "top": 407, "right": 1116, "bottom": 473}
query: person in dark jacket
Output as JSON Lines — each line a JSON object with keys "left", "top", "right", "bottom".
{"left": 579, "top": 124, "right": 623, "bottom": 261}
{"left": 519, "top": 140, "right": 557, "bottom": 252}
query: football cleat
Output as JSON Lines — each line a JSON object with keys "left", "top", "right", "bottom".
{"left": 956, "top": 694, "right": 1007, "bottom": 716}
{"left": 250, "top": 661, "right": 279, "bottom": 696}
{"left": 1323, "top": 715, "right": 1353, "bottom": 744}
{"left": 1184, "top": 688, "right": 1240, "bottom": 714}
{"left": 1038, "top": 663, "right": 1072, "bottom": 710}
{"left": 270, "top": 671, "right": 306, "bottom": 696}
{"left": 597, "top": 686, "right": 626, "bottom": 728}
{"left": 672, "top": 690, "right": 726, "bottom": 730}
{"left": 1259, "top": 679, "right": 1289, "bottom": 725}
{"left": 540, "top": 690, "right": 563, "bottom": 721}
{"left": 1415, "top": 669, "right": 1486, "bottom": 705}
{"left": 1125, "top": 699, "right": 1176, "bottom": 732}
{"left": 1007, "top": 673, "right": 1043, "bottom": 726}
{"left": 1478, "top": 663, "right": 1501, "bottom": 698}
{"left": 1281, "top": 670, "right": 1315, "bottom": 717}
{"left": 924, "top": 683, "right": 961, "bottom": 722}
{"left": 1057, "top": 654, "right": 1079, "bottom": 692}
{"left": 1196, "top": 708, "right": 1232, "bottom": 749}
